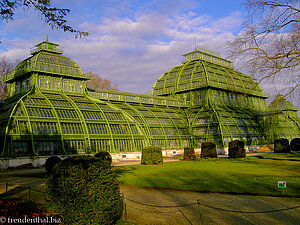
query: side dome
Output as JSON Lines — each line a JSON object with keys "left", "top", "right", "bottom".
{"left": 152, "top": 49, "right": 267, "bottom": 98}
{"left": 5, "top": 41, "right": 85, "bottom": 82}
{"left": 265, "top": 94, "right": 300, "bottom": 142}
{"left": 268, "top": 94, "right": 298, "bottom": 112}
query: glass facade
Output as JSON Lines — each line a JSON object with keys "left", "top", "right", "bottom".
{"left": 151, "top": 49, "right": 279, "bottom": 148}
{"left": 263, "top": 95, "right": 300, "bottom": 142}
{"left": 0, "top": 41, "right": 299, "bottom": 157}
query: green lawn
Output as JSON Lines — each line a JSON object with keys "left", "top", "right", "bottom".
{"left": 114, "top": 152, "right": 300, "bottom": 197}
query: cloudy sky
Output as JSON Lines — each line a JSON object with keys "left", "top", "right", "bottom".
{"left": 0, "top": 0, "right": 299, "bottom": 110}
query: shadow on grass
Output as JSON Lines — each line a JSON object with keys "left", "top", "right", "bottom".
{"left": 14, "top": 172, "right": 48, "bottom": 178}
{"left": 0, "top": 186, "right": 29, "bottom": 199}
{"left": 252, "top": 156, "right": 300, "bottom": 161}
{"left": 257, "top": 157, "right": 300, "bottom": 162}
{"left": 251, "top": 152, "right": 300, "bottom": 162}
{"left": 113, "top": 166, "right": 138, "bottom": 178}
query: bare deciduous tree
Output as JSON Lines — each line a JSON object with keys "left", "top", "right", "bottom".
{"left": 0, "top": 57, "right": 14, "bottom": 99}
{"left": 87, "top": 73, "right": 119, "bottom": 91}
{"left": 227, "top": 0, "right": 299, "bottom": 97}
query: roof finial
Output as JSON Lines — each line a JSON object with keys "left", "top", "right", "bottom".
{"left": 194, "top": 37, "right": 200, "bottom": 51}
{"left": 46, "top": 33, "right": 48, "bottom": 42}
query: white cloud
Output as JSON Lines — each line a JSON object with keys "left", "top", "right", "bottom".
{"left": 175, "top": 13, "right": 211, "bottom": 32}
{"left": 1, "top": 9, "right": 244, "bottom": 94}
{"left": 0, "top": 38, "right": 34, "bottom": 62}
{"left": 59, "top": 11, "right": 242, "bottom": 93}
{"left": 210, "top": 12, "right": 241, "bottom": 32}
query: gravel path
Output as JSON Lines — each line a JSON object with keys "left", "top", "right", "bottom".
{"left": 120, "top": 186, "right": 300, "bottom": 225}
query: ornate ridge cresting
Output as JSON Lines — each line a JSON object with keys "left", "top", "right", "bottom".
{"left": 30, "top": 41, "right": 64, "bottom": 55}
{"left": 3, "top": 40, "right": 91, "bottom": 83}
{"left": 183, "top": 45, "right": 231, "bottom": 68}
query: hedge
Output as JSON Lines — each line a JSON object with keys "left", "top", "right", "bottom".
{"left": 290, "top": 138, "right": 300, "bottom": 151}
{"left": 201, "top": 142, "right": 217, "bottom": 158}
{"left": 94, "top": 151, "right": 112, "bottom": 165}
{"left": 141, "top": 146, "right": 163, "bottom": 165}
{"left": 45, "top": 155, "right": 122, "bottom": 225}
{"left": 228, "top": 140, "right": 246, "bottom": 158}
{"left": 44, "top": 156, "right": 62, "bottom": 173}
{"left": 183, "top": 147, "right": 196, "bottom": 160}
{"left": 274, "top": 138, "right": 290, "bottom": 153}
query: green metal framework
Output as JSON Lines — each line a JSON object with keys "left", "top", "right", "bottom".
{"left": 152, "top": 50, "right": 268, "bottom": 100}
{"left": 88, "top": 89, "right": 190, "bottom": 148}
{"left": 263, "top": 95, "right": 300, "bottom": 142}
{"left": 0, "top": 41, "right": 190, "bottom": 157}
{"left": 152, "top": 49, "right": 271, "bottom": 148}
{"left": 0, "top": 41, "right": 299, "bottom": 157}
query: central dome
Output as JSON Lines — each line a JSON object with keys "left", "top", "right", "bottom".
{"left": 5, "top": 41, "right": 87, "bottom": 82}
{"left": 152, "top": 49, "right": 267, "bottom": 98}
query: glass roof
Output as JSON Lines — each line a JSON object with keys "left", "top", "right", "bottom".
{"left": 4, "top": 41, "right": 90, "bottom": 83}
{"left": 153, "top": 50, "right": 268, "bottom": 98}
{"left": 268, "top": 95, "right": 299, "bottom": 112}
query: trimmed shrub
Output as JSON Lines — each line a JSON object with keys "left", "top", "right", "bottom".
{"left": 94, "top": 151, "right": 112, "bottom": 165}
{"left": 290, "top": 138, "right": 300, "bottom": 151}
{"left": 201, "top": 142, "right": 218, "bottom": 158}
{"left": 183, "top": 147, "right": 196, "bottom": 160}
{"left": 45, "top": 156, "right": 122, "bottom": 225}
{"left": 141, "top": 146, "right": 163, "bottom": 165}
{"left": 228, "top": 140, "right": 246, "bottom": 158}
{"left": 44, "top": 156, "right": 62, "bottom": 173}
{"left": 274, "top": 138, "right": 290, "bottom": 153}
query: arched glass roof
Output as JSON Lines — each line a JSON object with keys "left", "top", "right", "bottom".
{"left": 0, "top": 89, "right": 149, "bottom": 157}
{"left": 268, "top": 95, "right": 299, "bottom": 112}
{"left": 264, "top": 95, "right": 300, "bottom": 142}
{"left": 4, "top": 41, "right": 91, "bottom": 83}
{"left": 112, "top": 102, "right": 190, "bottom": 149}
{"left": 264, "top": 112, "right": 300, "bottom": 142}
{"left": 152, "top": 50, "right": 268, "bottom": 98}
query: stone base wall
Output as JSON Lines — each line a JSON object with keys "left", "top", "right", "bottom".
{"left": 110, "top": 152, "right": 141, "bottom": 160}
{"left": 0, "top": 150, "right": 184, "bottom": 169}
{"left": 0, "top": 156, "right": 49, "bottom": 170}
{"left": 0, "top": 145, "right": 275, "bottom": 169}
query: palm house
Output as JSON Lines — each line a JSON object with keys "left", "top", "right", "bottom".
{"left": 0, "top": 40, "right": 299, "bottom": 158}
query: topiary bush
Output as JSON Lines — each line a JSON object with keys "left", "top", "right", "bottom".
{"left": 201, "top": 142, "right": 218, "bottom": 158}
{"left": 274, "top": 138, "right": 290, "bottom": 153}
{"left": 290, "top": 138, "right": 300, "bottom": 151}
{"left": 228, "top": 140, "right": 246, "bottom": 158}
{"left": 45, "top": 156, "right": 122, "bottom": 225}
{"left": 44, "top": 156, "right": 62, "bottom": 173}
{"left": 141, "top": 146, "right": 163, "bottom": 165}
{"left": 183, "top": 147, "right": 196, "bottom": 160}
{"left": 94, "top": 151, "right": 112, "bottom": 165}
